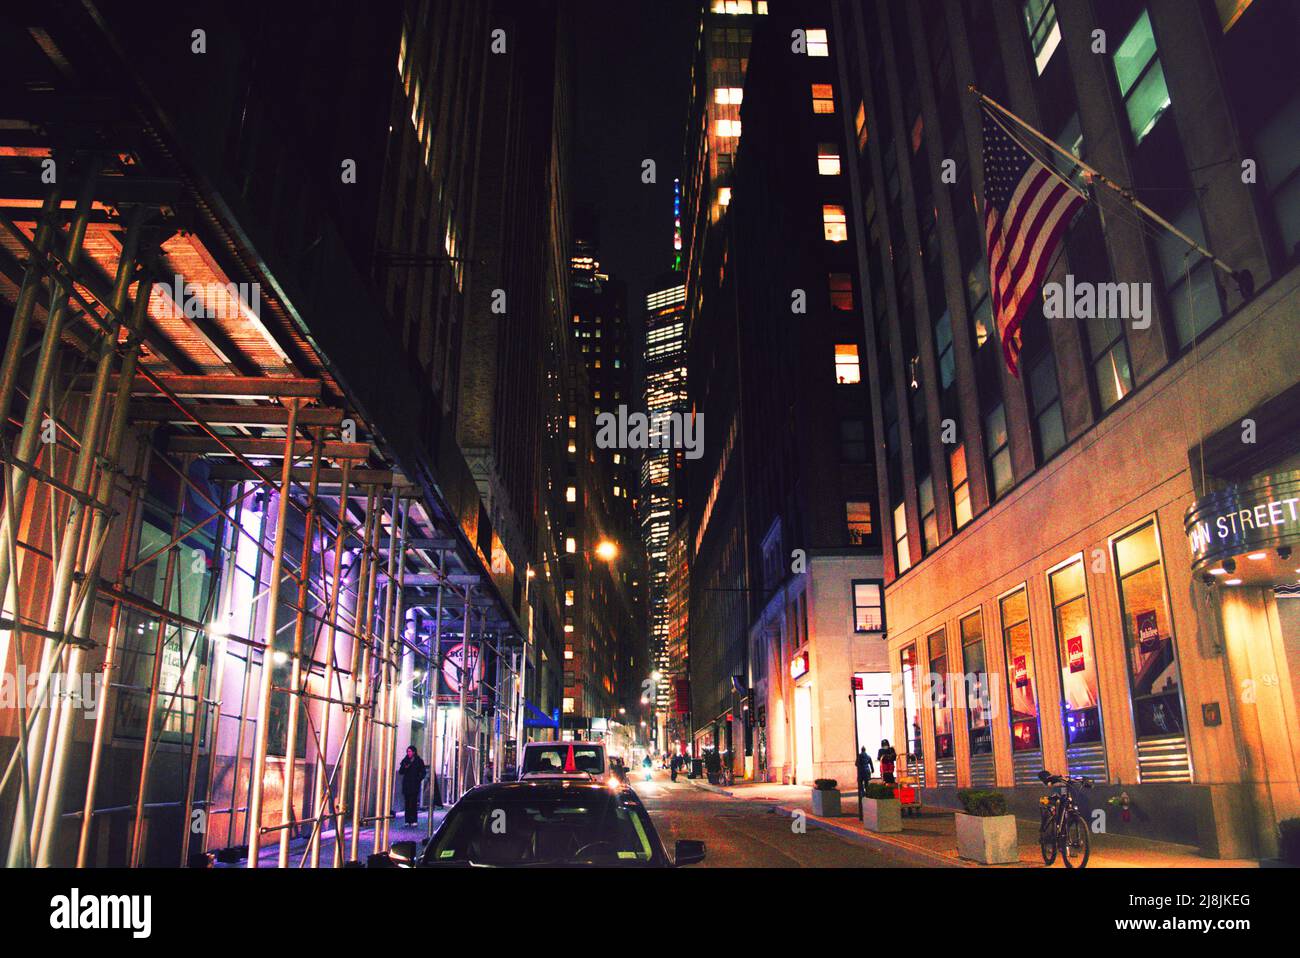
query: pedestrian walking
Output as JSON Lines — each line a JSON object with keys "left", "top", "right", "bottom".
{"left": 855, "top": 746, "right": 875, "bottom": 794}
{"left": 397, "top": 745, "right": 427, "bottom": 826}
{"left": 877, "top": 739, "right": 897, "bottom": 785}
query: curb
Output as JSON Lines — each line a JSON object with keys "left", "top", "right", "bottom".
{"left": 772, "top": 804, "right": 971, "bottom": 868}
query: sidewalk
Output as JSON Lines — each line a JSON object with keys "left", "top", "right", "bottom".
{"left": 686, "top": 779, "right": 1263, "bottom": 868}
{"left": 211, "top": 806, "right": 450, "bottom": 868}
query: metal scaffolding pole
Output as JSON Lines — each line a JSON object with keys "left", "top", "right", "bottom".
{"left": 75, "top": 435, "right": 151, "bottom": 866}
{"left": 455, "top": 588, "right": 471, "bottom": 803}
{"left": 310, "top": 458, "right": 350, "bottom": 867}
{"left": 186, "top": 486, "right": 242, "bottom": 864}
{"left": 31, "top": 213, "right": 149, "bottom": 865}
{"left": 276, "top": 427, "right": 323, "bottom": 867}
{"left": 425, "top": 553, "right": 444, "bottom": 837}
{"left": 243, "top": 398, "right": 303, "bottom": 867}
{"left": 348, "top": 486, "right": 381, "bottom": 861}
{"left": 125, "top": 457, "right": 190, "bottom": 868}
{"left": 226, "top": 486, "right": 269, "bottom": 852}
{"left": 0, "top": 173, "right": 100, "bottom": 868}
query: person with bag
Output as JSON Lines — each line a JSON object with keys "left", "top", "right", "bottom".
{"left": 877, "top": 739, "right": 898, "bottom": 785}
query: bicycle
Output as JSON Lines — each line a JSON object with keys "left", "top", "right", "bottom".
{"left": 1037, "top": 770, "right": 1092, "bottom": 868}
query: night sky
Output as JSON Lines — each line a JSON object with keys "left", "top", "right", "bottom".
{"left": 571, "top": 0, "right": 698, "bottom": 308}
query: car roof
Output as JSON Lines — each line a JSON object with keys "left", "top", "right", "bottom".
{"left": 461, "top": 779, "right": 625, "bottom": 801}
{"left": 522, "top": 741, "right": 604, "bottom": 748}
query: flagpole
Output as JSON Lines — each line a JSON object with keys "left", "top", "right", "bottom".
{"left": 969, "top": 85, "right": 1251, "bottom": 294}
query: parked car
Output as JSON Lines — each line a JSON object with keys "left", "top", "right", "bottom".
{"left": 379, "top": 779, "right": 706, "bottom": 868}
{"left": 518, "top": 741, "right": 608, "bottom": 782}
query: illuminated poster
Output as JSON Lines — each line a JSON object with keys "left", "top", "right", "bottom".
{"left": 1067, "top": 635, "right": 1085, "bottom": 673}
{"left": 1136, "top": 610, "right": 1160, "bottom": 653}
{"left": 1013, "top": 654, "right": 1029, "bottom": 688}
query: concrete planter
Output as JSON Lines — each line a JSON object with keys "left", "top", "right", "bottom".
{"left": 862, "top": 797, "right": 902, "bottom": 833}
{"left": 955, "top": 812, "right": 1019, "bottom": 864}
{"left": 811, "top": 788, "right": 841, "bottom": 817}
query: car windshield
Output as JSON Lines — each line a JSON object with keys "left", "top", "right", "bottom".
{"left": 423, "top": 794, "right": 657, "bottom": 866}
{"left": 522, "top": 744, "right": 604, "bottom": 775}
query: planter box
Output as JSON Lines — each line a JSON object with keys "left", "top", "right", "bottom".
{"left": 811, "top": 788, "right": 841, "bottom": 817}
{"left": 955, "top": 812, "right": 1019, "bottom": 864}
{"left": 861, "top": 797, "right": 902, "bottom": 832}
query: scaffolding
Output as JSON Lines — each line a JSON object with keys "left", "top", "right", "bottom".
{"left": 0, "top": 151, "right": 527, "bottom": 867}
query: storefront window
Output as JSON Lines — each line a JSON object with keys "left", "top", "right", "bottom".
{"left": 960, "top": 612, "right": 992, "bottom": 754}
{"left": 114, "top": 512, "right": 216, "bottom": 745}
{"left": 1049, "top": 559, "right": 1103, "bottom": 746}
{"left": 1000, "top": 588, "right": 1041, "bottom": 751}
{"left": 929, "top": 631, "right": 953, "bottom": 758}
{"left": 1113, "top": 520, "right": 1185, "bottom": 739}
{"left": 901, "top": 645, "right": 923, "bottom": 766}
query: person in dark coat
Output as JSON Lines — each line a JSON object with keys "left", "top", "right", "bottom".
{"left": 877, "top": 739, "right": 898, "bottom": 785}
{"left": 855, "top": 747, "right": 875, "bottom": 794}
{"left": 398, "top": 746, "right": 427, "bottom": 825}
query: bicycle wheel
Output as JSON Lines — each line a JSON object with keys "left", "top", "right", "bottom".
{"left": 1061, "top": 811, "right": 1090, "bottom": 869}
{"left": 1038, "top": 811, "right": 1058, "bottom": 866}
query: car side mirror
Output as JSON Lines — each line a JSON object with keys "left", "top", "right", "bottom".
{"left": 388, "top": 841, "right": 418, "bottom": 866}
{"left": 675, "top": 839, "right": 706, "bottom": 867}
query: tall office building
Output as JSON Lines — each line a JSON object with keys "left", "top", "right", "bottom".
{"left": 681, "top": 0, "right": 767, "bottom": 765}
{"left": 834, "top": 0, "right": 1300, "bottom": 858}
{"left": 566, "top": 229, "right": 647, "bottom": 744}
{"left": 642, "top": 254, "right": 688, "bottom": 744}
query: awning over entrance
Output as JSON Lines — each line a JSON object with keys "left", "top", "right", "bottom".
{"left": 1184, "top": 470, "right": 1300, "bottom": 586}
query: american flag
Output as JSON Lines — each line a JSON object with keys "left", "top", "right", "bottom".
{"left": 981, "top": 104, "right": 1085, "bottom": 377}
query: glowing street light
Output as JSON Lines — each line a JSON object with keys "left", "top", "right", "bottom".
{"left": 595, "top": 539, "right": 619, "bottom": 561}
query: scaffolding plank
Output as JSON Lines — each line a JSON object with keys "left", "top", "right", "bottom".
{"left": 129, "top": 402, "right": 343, "bottom": 427}
{"left": 70, "top": 373, "right": 322, "bottom": 399}
{"left": 167, "top": 435, "right": 369, "bottom": 459}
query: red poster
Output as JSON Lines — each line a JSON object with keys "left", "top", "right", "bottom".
{"left": 1013, "top": 654, "right": 1029, "bottom": 688}
{"left": 1136, "top": 610, "right": 1160, "bottom": 653}
{"left": 1067, "top": 635, "right": 1085, "bottom": 673}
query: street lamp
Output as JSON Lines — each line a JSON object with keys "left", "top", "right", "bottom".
{"left": 594, "top": 539, "right": 618, "bottom": 562}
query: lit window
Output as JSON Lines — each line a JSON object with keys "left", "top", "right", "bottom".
{"left": 1022, "top": 0, "right": 1062, "bottom": 75}
{"left": 893, "top": 502, "right": 912, "bottom": 574}
{"left": 950, "top": 445, "right": 972, "bottom": 529}
{"left": 806, "top": 28, "right": 829, "bottom": 57}
{"left": 568, "top": 415, "right": 577, "bottom": 428}
{"left": 817, "top": 143, "right": 841, "bottom": 175}
{"left": 613, "top": 453, "right": 621, "bottom": 464}
{"left": 985, "top": 404, "right": 1013, "bottom": 499}
{"left": 833, "top": 344, "right": 861, "bottom": 383}
{"left": 716, "top": 118, "right": 742, "bottom": 137}
{"left": 565, "top": 589, "right": 575, "bottom": 606}
{"left": 567, "top": 440, "right": 576, "bottom": 454}
{"left": 811, "top": 83, "right": 835, "bottom": 114}
{"left": 829, "top": 273, "right": 854, "bottom": 310}
{"left": 566, "top": 486, "right": 576, "bottom": 503}
{"left": 718, "top": 186, "right": 732, "bottom": 207}
{"left": 854, "top": 101, "right": 868, "bottom": 151}
{"left": 846, "top": 502, "right": 873, "bottom": 545}
{"left": 614, "top": 485, "right": 621, "bottom": 497}
{"left": 853, "top": 580, "right": 883, "bottom": 631}
{"left": 564, "top": 646, "right": 574, "bottom": 660}
{"left": 714, "top": 87, "right": 744, "bottom": 105}
{"left": 562, "top": 697, "right": 575, "bottom": 714}
{"left": 1113, "top": 10, "right": 1170, "bottom": 144}
{"left": 565, "top": 537, "right": 576, "bottom": 554}
{"left": 822, "top": 204, "right": 847, "bottom": 242}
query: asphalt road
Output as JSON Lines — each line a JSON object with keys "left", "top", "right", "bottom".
{"left": 629, "top": 770, "right": 923, "bottom": 868}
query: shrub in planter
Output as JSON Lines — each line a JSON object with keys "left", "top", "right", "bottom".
{"left": 810, "top": 780, "right": 841, "bottom": 817}
{"left": 1279, "top": 818, "right": 1300, "bottom": 865}
{"left": 957, "top": 789, "right": 1008, "bottom": 817}
{"left": 954, "top": 789, "right": 1017, "bottom": 864}
{"left": 861, "top": 783, "right": 902, "bottom": 833}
